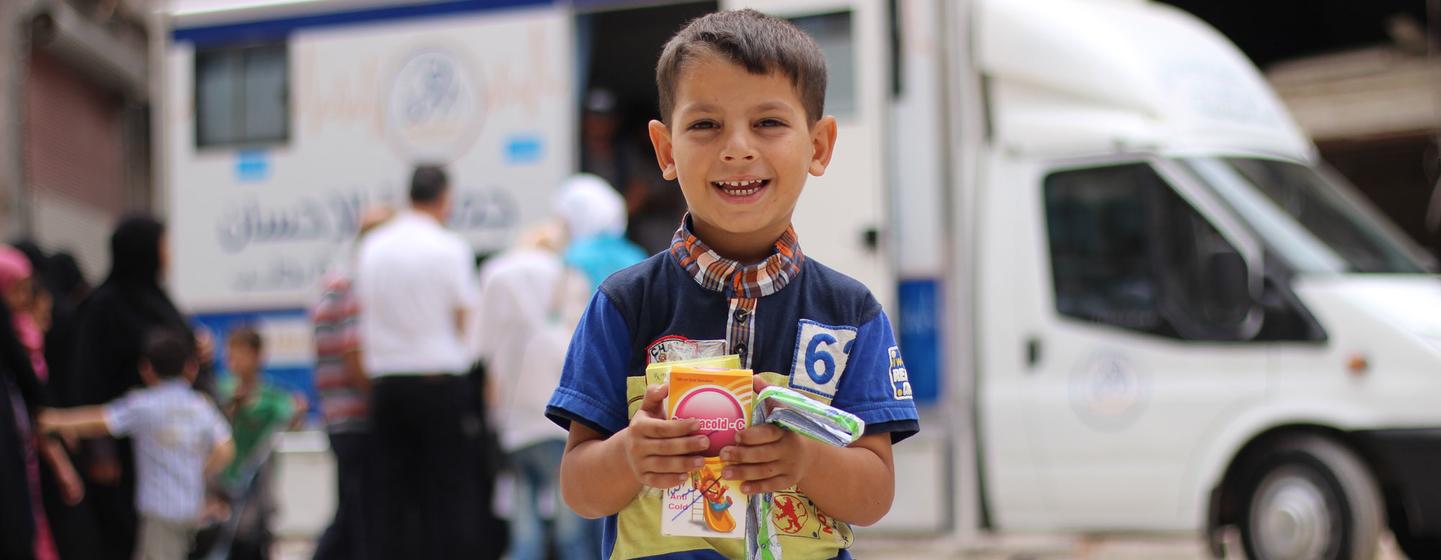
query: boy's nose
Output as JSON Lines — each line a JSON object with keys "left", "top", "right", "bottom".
{"left": 720, "top": 134, "right": 757, "bottom": 161}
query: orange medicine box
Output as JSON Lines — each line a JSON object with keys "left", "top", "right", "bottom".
{"left": 662, "top": 366, "right": 753, "bottom": 539}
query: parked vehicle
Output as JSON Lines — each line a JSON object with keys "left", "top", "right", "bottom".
{"left": 161, "top": 1, "right": 1441, "bottom": 557}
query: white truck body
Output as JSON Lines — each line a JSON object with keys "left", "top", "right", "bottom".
{"left": 161, "top": 0, "right": 1441, "bottom": 554}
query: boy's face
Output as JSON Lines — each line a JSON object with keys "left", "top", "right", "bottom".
{"left": 226, "top": 341, "right": 261, "bottom": 380}
{"left": 649, "top": 55, "right": 837, "bottom": 253}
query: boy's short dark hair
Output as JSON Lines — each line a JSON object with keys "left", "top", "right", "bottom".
{"left": 656, "top": 9, "right": 827, "bottom": 125}
{"left": 409, "top": 164, "right": 449, "bottom": 204}
{"left": 143, "top": 329, "right": 196, "bottom": 379}
{"left": 227, "top": 326, "right": 263, "bottom": 353}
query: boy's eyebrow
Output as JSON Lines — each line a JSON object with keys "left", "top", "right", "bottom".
{"left": 753, "top": 101, "right": 795, "bottom": 114}
{"left": 677, "top": 100, "right": 799, "bottom": 117}
{"left": 677, "top": 102, "right": 720, "bottom": 116}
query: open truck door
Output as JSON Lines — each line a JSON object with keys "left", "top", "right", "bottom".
{"left": 720, "top": 0, "right": 894, "bottom": 310}
{"left": 724, "top": 0, "right": 958, "bottom": 537}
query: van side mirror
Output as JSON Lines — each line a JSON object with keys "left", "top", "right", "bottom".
{"left": 1203, "top": 250, "right": 1255, "bottom": 328}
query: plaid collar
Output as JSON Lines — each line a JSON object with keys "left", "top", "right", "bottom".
{"left": 669, "top": 214, "right": 805, "bottom": 298}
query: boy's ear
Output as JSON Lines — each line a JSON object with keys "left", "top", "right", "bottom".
{"left": 808, "top": 115, "right": 839, "bottom": 177}
{"left": 648, "top": 119, "right": 678, "bottom": 181}
{"left": 138, "top": 360, "right": 158, "bottom": 384}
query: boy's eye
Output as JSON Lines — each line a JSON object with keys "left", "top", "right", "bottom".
{"left": 687, "top": 120, "right": 718, "bottom": 130}
{"left": 756, "top": 118, "right": 785, "bottom": 128}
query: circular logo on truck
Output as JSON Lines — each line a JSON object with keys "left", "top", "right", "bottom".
{"left": 383, "top": 47, "right": 485, "bottom": 162}
{"left": 1069, "top": 352, "right": 1149, "bottom": 431}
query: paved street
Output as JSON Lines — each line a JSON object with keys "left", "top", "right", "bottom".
{"left": 270, "top": 431, "right": 1412, "bottom": 560}
{"left": 276, "top": 532, "right": 1408, "bottom": 559}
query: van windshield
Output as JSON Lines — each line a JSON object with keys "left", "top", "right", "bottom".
{"left": 1181, "top": 157, "right": 1434, "bottom": 274}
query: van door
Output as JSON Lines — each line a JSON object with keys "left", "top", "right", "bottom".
{"left": 1012, "top": 157, "right": 1271, "bottom": 529}
{"left": 720, "top": 0, "right": 894, "bottom": 310}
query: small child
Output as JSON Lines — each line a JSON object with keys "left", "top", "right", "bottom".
{"left": 40, "top": 329, "right": 234, "bottom": 560}
{"left": 546, "top": 9, "right": 920, "bottom": 559}
{"left": 214, "top": 326, "right": 299, "bottom": 558}
{"left": 216, "top": 326, "right": 299, "bottom": 490}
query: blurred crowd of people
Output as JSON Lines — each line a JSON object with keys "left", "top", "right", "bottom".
{"left": 0, "top": 217, "right": 304, "bottom": 560}
{"left": 309, "top": 165, "right": 644, "bottom": 560}
{"left": 1, "top": 160, "right": 648, "bottom": 559}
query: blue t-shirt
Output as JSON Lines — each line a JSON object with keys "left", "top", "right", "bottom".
{"left": 547, "top": 240, "right": 920, "bottom": 559}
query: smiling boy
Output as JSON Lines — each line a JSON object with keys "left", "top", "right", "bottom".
{"left": 546, "top": 9, "right": 920, "bottom": 559}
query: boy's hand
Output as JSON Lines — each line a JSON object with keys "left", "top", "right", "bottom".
{"left": 195, "top": 327, "right": 215, "bottom": 366}
{"left": 36, "top": 409, "right": 58, "bottom": 434}
{"left": 719, "top": 375, "right": 816, "bottom": 495}
{"left": 623, "top": 383, "right": 709, "bottom": 488}
{"left": 55, "top": 454, "right": 85, "bottom": 505}
{"left": 36, "top": 410, "right": 76, "bottom": 442}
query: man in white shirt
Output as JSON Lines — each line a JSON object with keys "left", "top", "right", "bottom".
{"left": 356, "top": 165, "right": 485, "bottom": 558}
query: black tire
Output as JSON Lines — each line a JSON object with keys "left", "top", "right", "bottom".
{"left": 1394, "top": 532, "right": 1441, "bottom": 560}
{"left": 1238, "top": 435, "right": 1384, "bottom": 560}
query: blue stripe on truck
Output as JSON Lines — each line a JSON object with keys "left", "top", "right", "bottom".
{"left": 172, "top": 0, "right": 552, "bottom": 47}
{"left": 898, "top": 278, "right": 942, "bottom": 404}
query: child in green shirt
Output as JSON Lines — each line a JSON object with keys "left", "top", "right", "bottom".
{"left": 216, "top": 326, "right": 299, "bottom": 489}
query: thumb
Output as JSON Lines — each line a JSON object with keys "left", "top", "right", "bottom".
{"left": 752, "top": 374, "right": 773, "bottom": 394}
{"left": 640, "top": 383, "right": 669, "bottom": 416}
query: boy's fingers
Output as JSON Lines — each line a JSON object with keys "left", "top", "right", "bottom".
{"left": 735, "top": 424, "right": 784, "bottom": 446}
{"left": 632, "top": 416, "right": 698, "bottom": 439}
{"left": 738, "top": 473, "right": 798, "bottom": 495}
{"left": 752, "top": 375, "right": 772, "bottom": 393}
{"left": 641, "top": 455, "right": 705, "bottom": 476}
{"left": 720, "top": 461, "right": 784, "bottom": 483}
{"left": 662, "top": 434, "right": 708, "bottom": 454}
{"left": 720, "top": 442, "right": 781, "bottom": 465}
{"left": 642, "top": 435, "right": 709, "bottom": 456}
{"left": 639, "top": 384, "right": 669, "bottom": 416}
{"left": 640, "top": 472, "right": 690, "bottom": 489}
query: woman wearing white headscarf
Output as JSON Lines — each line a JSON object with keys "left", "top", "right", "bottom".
{"left": 553, "top": 174, "right": 650, "bottom": 290}
{"left": 473, "top": 174, "right": 644, "bottom": 560}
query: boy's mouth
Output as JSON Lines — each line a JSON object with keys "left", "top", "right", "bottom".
{"left": 711, "top": 178, "right": 770, "bottom": 199}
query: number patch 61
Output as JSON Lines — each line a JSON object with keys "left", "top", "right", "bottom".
{"left": 790, "top": 320, "right": 858, "bottom": 399}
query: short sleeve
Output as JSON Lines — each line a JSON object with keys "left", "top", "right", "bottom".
{"left": 451, "top": 239, "right": 480, "bottom": 309}
{"left": 830, "top": 310, "right": 920, "bottom": 443}
{"left": 338, "top": 290, "right": 361, "bottom": 354}
{"left": 205, "top": 401, "right": 232, "bottom": 445}
{"left": 103, "top": 393, "right": 142, "bottom": 436}
{"left": 270, "top": 389, "right": 297, "bottom": 427}
{"left": 315, "top": 280, "right": 361, "bottom": 354}
{"left": 545, "top": 290, "right": 633, "bottom": 436}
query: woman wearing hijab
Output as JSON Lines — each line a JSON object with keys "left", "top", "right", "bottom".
{"left": 71, "top": 216, "right": 200, "bottom": 559}
{"left": 552, "top": 173, "right": 650, "bottom": 290}
{"left": 0, "top": 245, "right": 92, "bottom": 560}
{"left": 474, "top": 174, "right": 643, "bottom": 560}
{"left": 11, "top": 241, "right": 89, "bottom": 411}
{"left": 0, "top": 297, "right": 38, "bottom": 560}
{"left": 3, "top": 243, "right": 99, "bottom": 560}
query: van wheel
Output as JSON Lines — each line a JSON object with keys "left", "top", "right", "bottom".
{"left": 1239, "top": 435, "right": 1384, "bottom": 560}
{"left": 1393, "top": 532, "right": 1441, "bottom": 560}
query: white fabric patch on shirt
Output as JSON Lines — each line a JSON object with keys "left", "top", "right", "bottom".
{"left": 789, "top": 320, "right": 858, "bottom": 399}
{"left": 888, "top": 346, "right": 914, "bottom": 400}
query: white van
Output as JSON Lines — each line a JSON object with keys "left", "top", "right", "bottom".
{"left": 160, "top": 0, "right": 1441, "bottom": 557}
{"left": 896, "top": 0, "right": 1441, "bottom": 558}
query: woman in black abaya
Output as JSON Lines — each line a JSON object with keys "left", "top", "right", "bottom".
{"left": 71, "top": 215, "right": 204, "bottom": 559}
{"left": 0, "top": 298, "right": 40, "bottom": 560}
